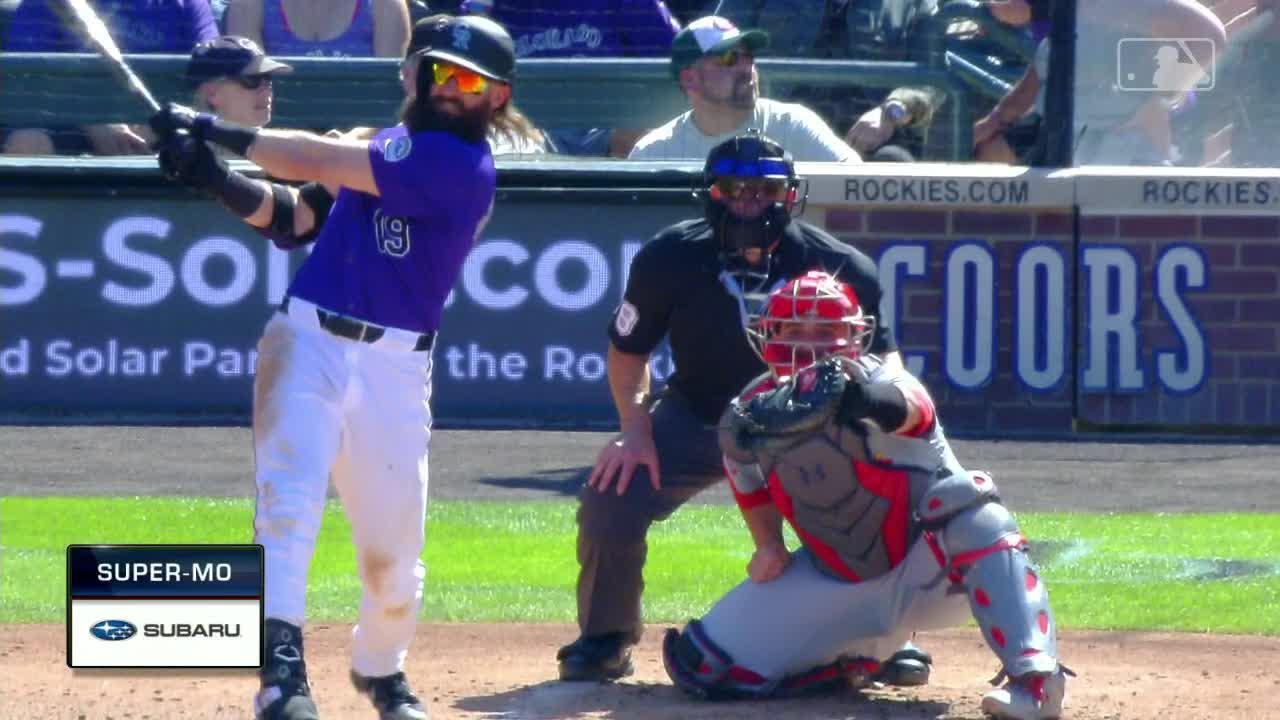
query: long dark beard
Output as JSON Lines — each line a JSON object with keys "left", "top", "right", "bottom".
{"left": 398, "top": 92, "right": 492, "bottom": 144}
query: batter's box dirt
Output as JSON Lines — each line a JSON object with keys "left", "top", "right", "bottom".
{"left": 3, "top": 623, "right": 1276, "bottom": 719}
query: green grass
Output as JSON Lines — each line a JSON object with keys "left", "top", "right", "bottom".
{"left": 1, "top": 498, "right": 1277, "bottom": 633}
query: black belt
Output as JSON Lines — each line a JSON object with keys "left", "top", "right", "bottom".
{"left": 282, "top": 298, "right": 435, "bottom": 352}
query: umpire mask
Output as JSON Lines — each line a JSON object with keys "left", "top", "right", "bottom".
{"left": 703, "top": 133, "right": 802, "bottom": 268}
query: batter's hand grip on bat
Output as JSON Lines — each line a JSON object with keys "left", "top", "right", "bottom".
{"left": 156, "top": 131, "right": 197, "bottom": 183}
{"left": 149, "top": 103, "right": 201, "bottom": 144}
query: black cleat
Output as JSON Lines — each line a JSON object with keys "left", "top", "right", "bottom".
{"left": 556, "top": 632, "right": 636, "bottom": 682}
{"left": 255, "top": 619, "right": 320, "bottom": 720}
{"left": 351, "top": 670, "right": 429, "bottom": 720}
{"left": 875, "top": 643, "right": 933, "bottom": 687}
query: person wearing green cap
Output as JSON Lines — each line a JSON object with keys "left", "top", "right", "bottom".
{"left": 629, "top": 15, "right": 861, "bottom": 162}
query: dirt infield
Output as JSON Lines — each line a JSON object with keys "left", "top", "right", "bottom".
{"left": 5, "top": 429, "right": 1279, "bottom": 718}
{"left": 4, "top": 623, "right": 1278, "bottom": 719}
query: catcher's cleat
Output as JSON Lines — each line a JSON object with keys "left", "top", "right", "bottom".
{"left": 981, "top": 668, "right": 1067, "bottom": 720}
{"left": 556, "top": 632, "right": 635, "bottom": 682}
{"left": 351, "top": 670, "right": 429, "bottom": 720}
{"left": 874, "top": 642, "right": 933, "bottom": 687}
{"left": 255, "top": 619, "right": 319, "bottom": 720}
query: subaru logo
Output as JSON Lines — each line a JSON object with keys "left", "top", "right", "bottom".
{"left": 90, "top": 620, "right": 137, "bottom": 641}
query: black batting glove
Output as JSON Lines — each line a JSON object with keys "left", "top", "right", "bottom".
{"left": 148, "top": 102, "right": 200, "bottom": 145}
{"left": 157, "top": 134, "right": 231, "bottom": 194}
{"left": 149, "top": 103, "right": 259, "bottom": 157}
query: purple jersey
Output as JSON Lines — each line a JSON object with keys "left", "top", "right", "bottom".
{"left": 6, "top": 0, "right": 217, "bottom": 53}
{"left": 492, "top": 1, "right": 679, "bottom": 58}
{"left": 287, "top": 126, "right": 495, "bottom": 335}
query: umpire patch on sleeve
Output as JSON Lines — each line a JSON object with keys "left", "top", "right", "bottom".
{"left": 383, "top": 136, "right": 413, "bottom": 162}
{"left": 614, "top": 301, "right": 639, "bottom": 336}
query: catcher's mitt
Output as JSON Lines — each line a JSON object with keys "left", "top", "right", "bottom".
{"left": 729, "top": 358, "right": 850, "bottom": 452}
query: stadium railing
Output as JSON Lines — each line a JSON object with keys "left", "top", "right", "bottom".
{"left": 0, "top": 55, "right": 974, "bottom": 159}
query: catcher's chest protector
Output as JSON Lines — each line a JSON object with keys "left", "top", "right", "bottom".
{"left": 758, "top": 422, "right": 927, "bottom": 582}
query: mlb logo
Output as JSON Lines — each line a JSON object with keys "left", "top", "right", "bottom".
{"left": 1116, "top": 38, "right": 1216, "bottom": 92}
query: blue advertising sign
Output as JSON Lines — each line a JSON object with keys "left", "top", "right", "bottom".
{"left": 1, "top": 189, "right": 696, "bottom": 425}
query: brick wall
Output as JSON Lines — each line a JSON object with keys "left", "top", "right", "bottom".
{"left": 1080, "top": 212, "right": 1280, "bottom": 427}
{"left": 813, "top": 165, "right": 1280, "bottom": 434}
{"left": 823, "top": 206, "right": 1076, "bottom": 435}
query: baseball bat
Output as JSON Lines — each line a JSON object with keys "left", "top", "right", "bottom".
{"left": 51, "top": 0, "right": 162, "bottom": 114}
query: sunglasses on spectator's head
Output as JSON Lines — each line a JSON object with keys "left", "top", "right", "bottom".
{"left": 710, "top": 48, "right": 753, "bottom": 67}
{"left": 235, "top": 74, "right": 272, "bottom": 90}
{"left": 432, "top": 62, "right": 488, "bottom": 94}
{"left": 711, "top": 177, "right": 790, "bottom": 201}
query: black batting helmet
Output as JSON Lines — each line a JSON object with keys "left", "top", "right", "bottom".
{"left": 412, "top": 14, "right": 516, "bottom": 83}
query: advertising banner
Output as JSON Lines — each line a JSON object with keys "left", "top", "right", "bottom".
{"left": 5, "top": 165, "right": 1277, "bottom": 433}
{"left": 1073, "top": 170, "right": 1280, "bottom": 428}
{"left": 0, "top": 188, "right": 695, "bottom": 425}
{"left": 805, "top": 165, "right": 1077, "bottom": 434}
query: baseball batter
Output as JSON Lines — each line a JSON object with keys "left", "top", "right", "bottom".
{"left": 150, "top": 15, "right": 517, "bottom": 720}
{"left": 661, "top": 270, "right": 1070, "bottom": 719}
{"left": 560, "top": 133, "right": 932, "bottom": 688}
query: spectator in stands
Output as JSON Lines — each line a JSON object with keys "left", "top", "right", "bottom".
{"left": 1227, "top": 0, "right": 1280, "bottom": 166}
{"left": 628, "top": 16, "right": 861, "bottom": 161}
{"left": 1073, "top": 0, "right": 1225, "bottom": 166}
{"left": 712, "top": 0, "right": 943, "bottom": 161}
{"left": 226, "top": 0, "right": 409, "bottom": 57}
{"left": 971, "top": 23, "right": 1048, "bottom": 163}
{"left": 1, "top": 0, "right": 218, "bottom": 156}
{"left": 482, "top": 0, "right": 682, "bottom": 157}
{"left": 986, "top": 0, "right": 1050, "bottom": 42}
{"left": 491, "top": 1, "right": 679, "bottom": 58}
{"left": 0, "top": 0, "right": 18, "bottom": 49}
{"left": 188, "top": 36, "right": 292, "bottom": 129}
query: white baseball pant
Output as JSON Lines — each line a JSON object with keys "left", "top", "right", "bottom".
{"left": 252, "top": 307, "right": 434, "bottom": 677}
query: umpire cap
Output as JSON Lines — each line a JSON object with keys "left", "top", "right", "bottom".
{"left": 410, "top": 15, "right": 516, "bottom": 84}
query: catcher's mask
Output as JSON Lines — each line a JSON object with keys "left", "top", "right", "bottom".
{"left": 702, "top": 132, "right": 805, "bottom": 266}
{"left": 749, "top": 270, "right": 875, "bottom": 381}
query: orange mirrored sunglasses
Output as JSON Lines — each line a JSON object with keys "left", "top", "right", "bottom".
{"left": 432, "top": 62, "right": 488, "bottom": 94}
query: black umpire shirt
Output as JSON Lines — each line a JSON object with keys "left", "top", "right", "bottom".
{"left": 607, "top": 218, "right": 896, "bottom": 425}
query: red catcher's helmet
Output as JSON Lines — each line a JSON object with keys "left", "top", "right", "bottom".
{"left": 753, "top": 270, "right": 875, "bottom": 380}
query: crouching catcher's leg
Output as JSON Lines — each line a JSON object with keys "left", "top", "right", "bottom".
{"left": 923, "top": 470, "right": 1073, "bottom": 719}
{"left": 662, "top": 619, "right": 881, "bottom": 701}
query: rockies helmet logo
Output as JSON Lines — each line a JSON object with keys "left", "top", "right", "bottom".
{"left": 452, "top": 26, "right": 471, "bottom": 50}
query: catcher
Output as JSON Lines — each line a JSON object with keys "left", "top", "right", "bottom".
{"left": 661, "top": 270, "right": 1071, "bottom": 719}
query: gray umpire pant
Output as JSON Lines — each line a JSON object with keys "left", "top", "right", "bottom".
{"left": 574, "top": 387, "right": 726, "bottom": 643}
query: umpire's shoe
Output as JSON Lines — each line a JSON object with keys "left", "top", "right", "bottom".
{"left": 556, "top": 632, "right": 635, "bottom": 682}
{"left": 874, "top": 642, "right": 933, "bottom": 687}
{"left": 351, "top": 670, "right": 429, "bottom": 720}
{"left": 255, "top": 619, "right": 320, "bottom": 720}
